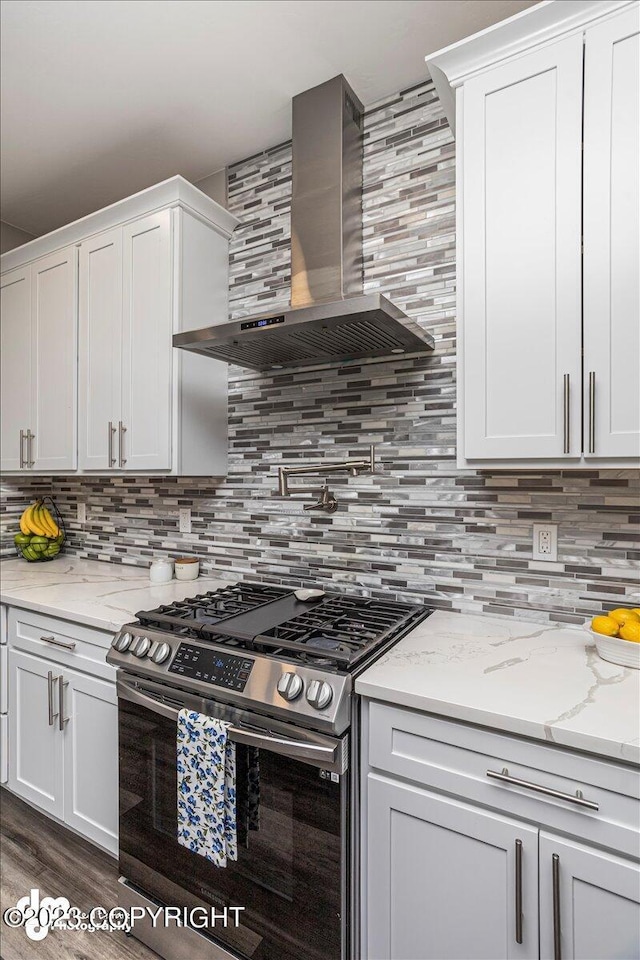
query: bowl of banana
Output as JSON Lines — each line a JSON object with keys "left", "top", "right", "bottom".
{"left": 14, "top": 498, "right": 65, "bottom": 561}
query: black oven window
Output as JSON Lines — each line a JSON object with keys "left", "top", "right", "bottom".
{"left": 120, "top": 698, "right": 343, "bottom": 960}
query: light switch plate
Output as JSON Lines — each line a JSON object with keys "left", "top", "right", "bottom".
{"left": 77, "top": 502, "right": 87, "bottom": 524}
{"left": 532, "top": 523, "right": 558, "bottom": 562}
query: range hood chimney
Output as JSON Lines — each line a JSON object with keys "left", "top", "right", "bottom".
{"left": 173, "top": 75, "right": 434, "bottom": 370}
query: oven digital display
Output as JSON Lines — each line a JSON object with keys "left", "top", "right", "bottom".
{"left": 240, "top": 315, "right": 285, "bottom": 331}
{"left": 168, "top": 644, "right": 254, "bottom": 691}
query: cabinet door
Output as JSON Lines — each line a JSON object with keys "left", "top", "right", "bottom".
{"left": 0, "top": 267, "right": 32, "bottom": 471}
{"left": 30, "top": 247, "right": 78, "bottom": 470}
{"left": 62, "top": 667, "right": 118, "bottom": 854}
{"left": 583, "top": 7, "right": 640, "bottom": 460}
{"left": 121, "top": 210, "right": 173, "bottom": 471}
{"left": 78, "top": 229, "right": 123, "bottom": 470}
{"left": 366, "top": 774, "right": 538, "bottom": 960}
{"left": 461, "top": 35, "right": 583, "bottom": 460}
{"left": 8, "top": 649, "right": 63, "bottom": 818}
{"left": 540, "top": 832, "right": 640, "bottom": 960}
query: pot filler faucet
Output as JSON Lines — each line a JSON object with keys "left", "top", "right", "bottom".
{"left": 277, "top": 445, "right": 376, "bottom": 513}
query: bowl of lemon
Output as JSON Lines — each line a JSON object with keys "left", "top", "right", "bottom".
{"left": 587, "top": 608, "right": 640, "bottom": 669}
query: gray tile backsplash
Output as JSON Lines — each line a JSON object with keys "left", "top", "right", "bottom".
{"left": 2, "top": 80, "right": 638, "bottom": 624}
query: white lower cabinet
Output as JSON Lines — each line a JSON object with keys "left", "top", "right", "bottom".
{"left": 7, "top": 609, "right": 118, "bottom": 855}
{"left": 367, "top": 774, "right": 539, "bottom": 960}
{"left": 8, "top": 649, "right": 64, "bottom": 818}
{"left": 539, "top": 833, "right": 640, "bottom": 960}
{"left": 363, "top": 701, "right": 640, "bottom": 960}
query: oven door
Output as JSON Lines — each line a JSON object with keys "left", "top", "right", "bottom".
{"left": 117, "top": 673, "right": 348, "bottom": 960}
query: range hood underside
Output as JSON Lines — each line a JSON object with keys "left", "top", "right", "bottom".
{"left": 173, "top": 294, "right": 435, "bottom": 371}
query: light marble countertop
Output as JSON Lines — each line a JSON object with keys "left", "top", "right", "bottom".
{"left": 356, "top": 610, "right": 640, "bottom": 765}
{"left": 0, "top": 557, "right": 233, "bottom": 633}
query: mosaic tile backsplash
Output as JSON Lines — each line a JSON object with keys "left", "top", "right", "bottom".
{"left": 2, "top": 80, "right": 638, "bottom": 624}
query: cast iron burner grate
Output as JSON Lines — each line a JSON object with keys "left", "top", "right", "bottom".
{"left": 136, "top": 583, "right": 289, "bottom": 634}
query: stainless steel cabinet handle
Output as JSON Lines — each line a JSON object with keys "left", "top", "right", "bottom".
{"left": 42, "top": 635, "right": 76, "bottom": 651}
{"left": 552, "top": 853, "right": 561, "bottom": 960}
{"left": 58, "top": 677, "right": 70, "bottom": 730}
{"left": 563, "top": 374, "right": 570, "bottom": 454}
{"left": 486, "top": 768, "right": 599, "bottom": 810}
{"left": 47, "top": 670, "right": 59, "bottom": 726}
{"left": 108, "top": 421, "right": 117, "bottom": 467}
{"left": 588, "top": 371, "right": 596, "bottom": 454}
{"left": 19, "top": 429, "right": 25, "bottom": 468}
{"left": 118, "top": 421, "right": 127, "bottom": 467}
{"left": 26, "top": 429, "right": 35, "bottom": 467}
{"left": 515, "top": 839, "right": 523, "bottom": 944}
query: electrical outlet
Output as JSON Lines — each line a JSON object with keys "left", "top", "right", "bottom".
{"left": 77, "top": 502, "right": 86, "bottom": 524}
{"left": 532, "top": 523, "right": 558, "bottom": 562}
{"left": 179, "top": 508, "right": 192, "bottom": 534}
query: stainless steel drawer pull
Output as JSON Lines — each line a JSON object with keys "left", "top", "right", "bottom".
{"left": 118, "top": 421, "right": 127, "bottom": 467}
{"left": 47, "top": 670, "right": 59, "bottom": 726}
{"left": 58, "top": 678, "right": 70, "bottom": 730}
{"left": 19, "top": 429, "right": 26, "bottom": 469}
{"left": 552, "top": 853, "right": 561, "bottom": 959}
{"left": 42, "top": 635, "right": 77, "bottom": 651}
{"left": 563, "top": 374, "right": 570, "bottom": 454}
{"left": 486, "top": 768, "right": 599, "bottom": 810}
{"left": 588, "top": 371, "right": 596, "bottom": 454}
{"left": 515, "top": 838, "right": 523, "bottom": 944}
{"left": 108, "top": 421, "right": 117, "bottom": 467}
{"left": 26, "top": 429, "right": 35, "bottom": 467}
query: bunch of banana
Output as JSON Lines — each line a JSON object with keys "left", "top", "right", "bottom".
{"left": 15, "top": 499, "right": 64, "bottom": 561}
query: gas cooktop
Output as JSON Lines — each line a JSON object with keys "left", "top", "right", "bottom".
{"left": 107, "top": 582, "right": 431, "bottom": 734}
{"left": 134, "top": 583, "right": 427, "bottom": 671}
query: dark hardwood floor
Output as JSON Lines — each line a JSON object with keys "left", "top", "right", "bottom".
{"left": 0, "top": 788, "right": 157, "bottom": 960}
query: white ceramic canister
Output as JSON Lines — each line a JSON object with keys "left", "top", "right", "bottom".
{"left": 174, "top": 557, "right": 200, "bottom": 581}
{"left": 149, "top": 557, "right": 174, "bottom": 584}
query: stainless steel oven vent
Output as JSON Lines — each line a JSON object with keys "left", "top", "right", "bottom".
{"left": 173, "top": 75, "right": 435, "bottom": 371}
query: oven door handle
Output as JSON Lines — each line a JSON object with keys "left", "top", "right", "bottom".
{"left": 117, "top": 677, "right": 347, "bottom": 772}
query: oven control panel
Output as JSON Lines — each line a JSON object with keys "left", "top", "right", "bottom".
{"left": 168, "top": 644, "right": 254, "bottom": 691}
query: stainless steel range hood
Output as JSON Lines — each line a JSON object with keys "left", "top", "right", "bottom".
{"left": 174, "top": 75, "right": 435, "bottom": 371}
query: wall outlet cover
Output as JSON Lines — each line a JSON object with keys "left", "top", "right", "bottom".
{"left": 179, "top": 508, "right": 192, "bottom": 534}
{"left": 77, "top": 502, "right": 87, "bottom": 524}
{"left": 532, "top": 522, "right": 558, "bottom": 562}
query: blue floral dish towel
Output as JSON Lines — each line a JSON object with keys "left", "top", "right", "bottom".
{"left": 177, "top": 709, "right": 237, "bottom": 866}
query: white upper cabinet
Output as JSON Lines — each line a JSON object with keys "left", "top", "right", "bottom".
{"left": 30, "top": 248, "right": 78, "bottom": 471}
{"left": 78, "top": 228, "right": 123, "bottom": 471}
{"left": 0, "top": 267, "right": 32, "bottom": 471}
{"left": 121, "top": 210, "right": 173, "bottom": 471}
{"left": 1, "top": 176, "right": 239, "bottom": 476}
{"left": 461, "top": 36, "right": 583, "bottom": 461}
{"left": 583, "top": 6, "right": 640, "bottom": 460}
{"left": 426, "top": 0, "right": 640, "bottom": 468}
{"left": 0, "top": 249, "right": 76, "bottom": 473}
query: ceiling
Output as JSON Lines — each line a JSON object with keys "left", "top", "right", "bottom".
{"left": 1, "top": 0, "right": 536, "bottom": 237}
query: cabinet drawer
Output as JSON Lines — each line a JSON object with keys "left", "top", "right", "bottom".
{"left": 8, "top": 608, "right": 115, "bottom": 682}
{"left": 368, "top": 701, "right": 640, "bottom": 859}
{"left": 0, "top": 645, "right": 7, "bottom": 713}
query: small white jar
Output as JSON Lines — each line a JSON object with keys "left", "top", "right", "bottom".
{"left": 149, "top": 558, "right": 174, "bottom": 584}
{"left": 174, "top": 557, "right": 200, "bottom": 581}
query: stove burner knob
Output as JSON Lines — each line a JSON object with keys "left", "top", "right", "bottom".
{"left": 112, "top": 632, "right": 132, "bottom": 652}
{"left": 306, "top": 680, "right": 333, "bottom": 710}
{"left": 277, "top": 672, "right": 303, "bottom": 702}
{"left": 132, "top": 636, "right": 151, "bottom": 658}
{"left": 150, "top": 642, "right": 171, "bottom": 665}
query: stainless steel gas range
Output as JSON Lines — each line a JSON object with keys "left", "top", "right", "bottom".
{"left": 106, "top": 582, "right": 431, "bottom": 960}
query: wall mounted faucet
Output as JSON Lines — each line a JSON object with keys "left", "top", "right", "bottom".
{"left": 277, "top": 445, "right": 376, "bottom": 512}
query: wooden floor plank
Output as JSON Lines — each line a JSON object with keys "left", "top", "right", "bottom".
{"left": 1, "top": 788, "right": 157, "bottom": 960}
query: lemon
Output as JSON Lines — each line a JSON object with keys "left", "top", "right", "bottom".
{"left": 620, "top": 622, "right": 640, "bottom": 643}
{"left": 608, "top": 609, "right": 640, "bottom": 627}
{"left": 591, "top": 616, "right": 619, "bottom": 637}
